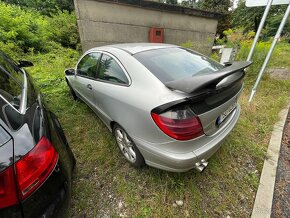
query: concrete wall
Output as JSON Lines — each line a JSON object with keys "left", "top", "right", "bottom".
{"left": 74, "top": 0, "right": 219, "bottom": 54}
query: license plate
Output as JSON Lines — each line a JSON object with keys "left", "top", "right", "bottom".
{"left": 216, "top": 102, "right": 237, "bottom": 126}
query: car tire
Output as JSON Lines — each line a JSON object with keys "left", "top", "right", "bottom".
{"left": 113, "top": 124, "right": 145, "bottom": 168}
{"left": 66, "top": 80, "right": 78, "bottom": 101}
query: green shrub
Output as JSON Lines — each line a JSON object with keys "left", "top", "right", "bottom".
{"left": 0, "top": 2, "right": 49, "bottom": 52}
{"left": 0, "top": 2, "right": 80, "bottom": 53}
{"left": 0, "top": 41, "right": 22, "bottom": 58}
{"left": 47, "top": 11, "right": 80, "bottom": 50}
{"left": 1, "top": 0, "right": 74, "bottom": 16}
{"left": 237, "top": 41, "right": 271, "bottom": 69}
{"left": 265, "top": 14, "right": 290, "bottom": 38}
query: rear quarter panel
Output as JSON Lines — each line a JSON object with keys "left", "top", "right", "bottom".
{"left": 91, "top": 48, "right": 187, "bottom": 143}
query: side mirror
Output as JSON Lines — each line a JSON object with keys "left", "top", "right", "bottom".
{"left": 65, "top": 68, "right": 75, "bottom": 76}
{"left": 18, "top": 60, "right": 34, "bottom": 68}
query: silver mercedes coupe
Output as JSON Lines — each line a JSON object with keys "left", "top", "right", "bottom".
{"left": 65, "top": 43, "right": 251, "bottom": 172}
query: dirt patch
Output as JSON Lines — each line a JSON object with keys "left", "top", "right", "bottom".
{"left": 268, "top": 68, "right": 289, "bottom": 80}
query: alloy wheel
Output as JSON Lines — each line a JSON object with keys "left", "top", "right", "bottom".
{"left": 115, "top": 127, "right": 136, "bottom": 163}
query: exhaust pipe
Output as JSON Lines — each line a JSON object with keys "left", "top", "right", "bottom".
{"left": 195, "top": 159, "right": 208, "bottom": 173}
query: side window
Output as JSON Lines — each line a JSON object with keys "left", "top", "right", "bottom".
{"left": 0, "top": 52, "right": 23, "bottom": 84}
{"left": 0, "top": 68, "right": 22, "bottom": 109}
{"left": 97, "top": 54, "right": 129, "bottom": 85}
{"left": 77, "top": 53, "right": 101, "bottom": 78}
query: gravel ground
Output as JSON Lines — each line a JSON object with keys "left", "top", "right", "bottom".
{"left": 271, "top": 108, "right": 290, "bottom": 218}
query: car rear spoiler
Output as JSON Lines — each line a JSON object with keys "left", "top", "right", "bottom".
{"left": 165, "top": 61, "right": 252, "bottom": 94}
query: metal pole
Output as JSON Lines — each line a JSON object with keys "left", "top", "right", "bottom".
{"left": 247, "top": 0, "right": 274, "bottom": 61}
{"left": 249, "top": 3, "right": 290, "bottom": 102}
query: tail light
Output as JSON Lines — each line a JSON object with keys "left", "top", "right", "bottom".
{"left": 151, "top": 105, "right": 203, "bottom": 141}
{"left": 0, "top": 167, "right": 18, "bottom": 208}
{"left": 0, "top": 137, "right": 58, "bottom": 209}
{"left": 16, "top": 137, "right": 58, "bottom": 199}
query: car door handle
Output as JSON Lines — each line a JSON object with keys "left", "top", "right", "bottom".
{"left": 86, "top": 84, "right": 92, "bottom": 90}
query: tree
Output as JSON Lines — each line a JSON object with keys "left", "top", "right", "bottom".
{"left": 180, "top": 0, "right": 198, "bottom": 8}
{"left": 164, "top": 0, "right": 178, "bottom": 5}
{"left": 197, "top": 0, "right": 232, "bottom": 37}
{"left": 265, "top": 14, "right": 290, "bottom": 37}
{"left": 232, "top": 1, "right": 265, "bottom": 33}
{"left": 232, "top": 1, "right": 289, "bottom": 37}
{"left": 1, "top": 0, "right": 74, "bottom": 15}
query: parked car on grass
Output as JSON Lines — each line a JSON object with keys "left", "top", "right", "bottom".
{"left": 0, "top": 51, "right": 75, "bottom": 217}
{"left": 65, "top": 43, "right": 251, "bottom": 172}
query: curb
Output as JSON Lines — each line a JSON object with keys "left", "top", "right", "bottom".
{"left": 251, "top": 103, "right": 290, "bottom": 218}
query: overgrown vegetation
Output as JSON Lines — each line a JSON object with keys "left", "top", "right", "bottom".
{"left": 1, "top": 0, "right": 74, "bottom": 15}
{"left": 232, "top": 2, "right": 289, "bottom": 38}
{"left": 0, "top": 2, "right": 79, "bottom": 54}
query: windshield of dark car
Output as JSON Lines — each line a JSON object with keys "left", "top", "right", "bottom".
{"left": 134, "top": 47, "right": 224, "bottom": 83}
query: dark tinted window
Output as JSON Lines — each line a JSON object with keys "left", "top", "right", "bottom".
{"left": 0, "top": 52, "right": 23, "bottom": 84}
{"left": 77, "top": 53, "right": 101, "bottom": 78}
{"left": 0, "top": 52, "right": 23, "bottom": 109}
{"left": 134, "top": 47, "right": 224, "bottom": 83}
{"left": 0, "top": 52, "right": 37, "bottom": 109}
{"left": 0, "top": 68, "right": 22, "bottom": 109}
{"left": 97, "top": 54, "right": 129, "bottom": 85}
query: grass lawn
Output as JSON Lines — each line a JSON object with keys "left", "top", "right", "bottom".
{"left": 26, "top": 42, "right": 290, "bottom": 217}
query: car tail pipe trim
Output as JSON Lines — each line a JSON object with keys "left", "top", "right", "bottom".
{"left": 194, "top": 159, "right": 208, "bottom": 173}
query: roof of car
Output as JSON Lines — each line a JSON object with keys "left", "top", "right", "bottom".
{"left": 89, "top": 43, "right": 179, "bottom": 55}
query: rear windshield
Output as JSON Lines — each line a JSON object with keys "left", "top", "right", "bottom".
{"left": 0, "top": 51, "right": 37, "bottom": 110}
{"left": 0, "top": 52, "right": 23, "bottom": 85}
{"left": 0, "top": 67, "right": 22, "bottom": 108}
{"left": 134, "top": 47, "right": 224, "bottom": 83}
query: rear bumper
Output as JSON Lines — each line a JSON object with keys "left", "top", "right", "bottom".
{"left": 133, "top": 105, "right": 241, "bottom": 172}
{"left": 40, "top": 180, "right": 70, "bottom": 218}
{"left": 21, "top": 160, "right": 71, "bottom": 218}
